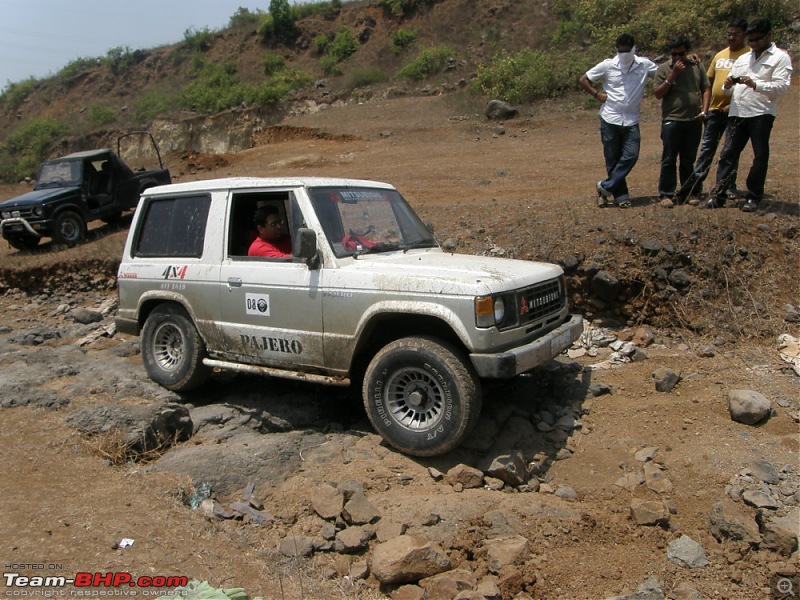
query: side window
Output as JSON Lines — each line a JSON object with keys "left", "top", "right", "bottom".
{"left": 228, "top": 191, "right": 293, "bottom": 259}
{"left": 134, "top": 194, "right": 211, "bottom": 258}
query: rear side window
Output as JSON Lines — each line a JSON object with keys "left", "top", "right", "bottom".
{"left": 134, "top": 194, "right": 211, "bottom": 257}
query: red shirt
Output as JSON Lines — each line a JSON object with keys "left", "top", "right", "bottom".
{"left": 248, "top": 235, "right": 292, "bottom": 257}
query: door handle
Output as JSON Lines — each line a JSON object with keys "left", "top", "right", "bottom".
{"left": 227, "top": 277, "right": 242, "bottom": 288}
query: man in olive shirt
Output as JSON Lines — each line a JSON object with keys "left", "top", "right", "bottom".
{"left": 653, "top": 36, "right": 711, "bottom": 207}
{"left": 675, "top": 20, "right": 748, "bottom": 204}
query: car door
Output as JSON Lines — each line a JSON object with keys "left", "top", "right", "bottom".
{"left": 215, "top": 190, "right": 325, "bottom": 370}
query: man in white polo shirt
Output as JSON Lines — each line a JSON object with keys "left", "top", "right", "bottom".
{"left": 708, "top": 17, "right": 793, "bottom": 212}
{"left": 580, "top": 33, "right": 657, "bottom": 208}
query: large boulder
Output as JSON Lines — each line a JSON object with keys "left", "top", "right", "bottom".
{"left": 371, "top": 535, "right": 452, "bottom": 584}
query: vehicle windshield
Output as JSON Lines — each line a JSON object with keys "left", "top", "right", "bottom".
{"left": 307, "top": 186, "right": 437, "bottom": 258}
{"left": 36, "top": 160, "right": 82, "bottom": 189}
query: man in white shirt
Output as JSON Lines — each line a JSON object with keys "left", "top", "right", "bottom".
{"left": 708, "top": 18, "right": 793, "bottom": 212}
{"left": 580, "top": 33, "right": 658, "bottom": 208}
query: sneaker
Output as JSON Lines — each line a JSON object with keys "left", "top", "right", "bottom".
{"left": 704, "top": 197, "right": 725, "bottom": 209}
{"left": 596, "top": 181, "right": 612, "bottom": 200}
{"left": 740, "top": 198, "right": 758, "bottom": 213}
{"left": 615, "top": 195, "right": 631, "bottom": 208}
{"left": 687, "top": 197, "right": 701, "bottom": 206}
{"left": 659, "top": 196, "right": 674, "bottom": 208}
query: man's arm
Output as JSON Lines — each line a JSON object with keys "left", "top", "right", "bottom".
{"left": 654, "top": 62, "right": 681, "bottom": 100}
{"left": 579, "top": 73, "right": 605, "bottom": 101}
{"left": 750, "top": 50, "right": 793, "bottom": 98}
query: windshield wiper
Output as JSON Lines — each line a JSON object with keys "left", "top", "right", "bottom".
{"left": 402, "top": 239, "right": 437, "bottom": 252}
{"left": 353, "top": 242, "right": 402, "bottom": 257}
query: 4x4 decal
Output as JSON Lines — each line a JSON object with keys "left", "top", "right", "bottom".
{"left": 161, "top": 265, "right": 188, "bottom": 280}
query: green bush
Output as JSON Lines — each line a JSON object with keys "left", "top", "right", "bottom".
{"left": 473, "top": 48, "right": 588, "bottom": 103}
{"left": 397, "top": 45, "right": 454, "bottom": 80}
{"left": 269, "top": 0, "right": 296, "bottom": 44}
{"left": 390, "top": 28, "right": 418, "bottom": 55}
{"left": 320, "top": 55, "right": 343, "bottom": 76}
{"left": 133, "top": 90, "right": 181, "bottom": 124}
{"left": 3, "top": 118, "right": 68, "bottom": 181}
{"left": 59, "top": 57, "right": 98, "bottom": 81}
{"left": 348, "top": 67, "right": 386, "bottom": 88}
{"left": 381, "top": 0, "right": 440, "bottom": 18}
{"left": 552, "top": 0, "right": 796, "bottom": 52}
{"left": 257, "top": 14, "right": 275, "bottom": 44}
{"left": 90, "top": 103, "right": 117, "bottom": 126}
{"left": 312, "top": 34, "right": 330, "bottom": 56}
{"left": 104, "top": 46, "right": 144, "bottom": 76}
{"left": 182, "top": 27, "right": 215, "bottom": 53}
{"left": 228, "top": 7, "right": 263, "bottom": 29}
{"left": 329, "top": 29, "right": 359, "bottom": 62}
{"left": 0, "top": 78, "right": 37, "bottom": 110}
{"left": 263, "top": 52, "right": 286, "bottom": 76}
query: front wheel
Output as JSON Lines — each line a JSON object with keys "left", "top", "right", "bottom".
{"left": 52, "top": 210, "right": 85, "bottom": 246}
{"left": 362, "top": 336, "right": 481, "bottom": 457}
{"left": 141, "top": 304, "right": 209, "bottom": 392}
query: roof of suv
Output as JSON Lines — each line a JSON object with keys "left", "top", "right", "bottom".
{"left": 142, "top": 177, "right": 396, "bottom": 196}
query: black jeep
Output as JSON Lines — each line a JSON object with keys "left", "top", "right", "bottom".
{"left": 0, "top": 132, "right": 171, "bottom": 250}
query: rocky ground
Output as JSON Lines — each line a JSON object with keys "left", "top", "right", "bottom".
{"left": 0, "top": 85, "right": 798, "bottom": 599}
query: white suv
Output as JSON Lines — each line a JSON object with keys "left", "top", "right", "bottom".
{"left": 116, "top": 177, "right": 582, "bottom": 456}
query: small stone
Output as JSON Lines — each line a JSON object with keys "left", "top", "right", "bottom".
{"left": 667, "top": 535, "right": 709, "bottom": 569}
{"left": 727, "top": 389, "right": 771, "bottom": 425}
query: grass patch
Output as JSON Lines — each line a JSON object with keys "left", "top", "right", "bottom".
{"left": 397, "top": 45, "right": 454, "bottom": 80}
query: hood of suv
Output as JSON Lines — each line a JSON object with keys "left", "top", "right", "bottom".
{"left": 0, "top": 187, "right": 78, "bottom": 210}
{"left": 341, "top": 249, "right": 563, "bottom": 295}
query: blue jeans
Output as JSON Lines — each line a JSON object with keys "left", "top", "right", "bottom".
{"left": 599, "top": 118, "right": 640, "bottom": 199}
{"left": 658, "top": 119, "right": 702, "bottom": 198}
{"left": 678, "top": 110, "right": 737, "bottom": 197}
{"left": 714, "top": 115, "right": 775, "bottom": 200}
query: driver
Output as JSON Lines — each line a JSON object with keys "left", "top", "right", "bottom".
{"left": 248, "top": 206, "right": 292, "bottom": 257}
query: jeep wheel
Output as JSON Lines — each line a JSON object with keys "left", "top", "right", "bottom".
{"left": 52, "top": 210, "right": 85, "bottom": 246}
{"left": 6, "top": 235, "right": 40, "bottom": 251}
{"left": 141, "top": 304, "right": 209, "bottom": 392}
{"left": 363, "top": 336, "right": 481, "bottom": 457}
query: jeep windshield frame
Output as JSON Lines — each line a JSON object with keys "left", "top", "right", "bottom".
{"left": 35, "top": 159, "right": 83, "bottom": 189}
{"left": 307, "top": 186, "right": 437, "bottom": 258}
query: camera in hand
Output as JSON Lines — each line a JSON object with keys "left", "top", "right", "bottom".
{"left": 731, "top": 76, "right": 742, "bottom": 83}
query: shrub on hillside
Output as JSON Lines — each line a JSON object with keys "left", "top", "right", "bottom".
{"left": 0, "top": 78, "right": 37, "bottom": 110}
{"left": 263, "top": 52, "right": 286, "bottom": 76}
{"left": 312, "top": 35, "right": 330, "bottom": 56}
{"left": 347, "top": 67, "right": 386, "bottom": 89}
{"left": 104, "top": 46, "right": 145, "bottom": 76}
{"left": 228, "top": 7, "right": 263, "bottom": 29}
{"left": 381, "top": 0, "right": 440, "bottom": 18}
{"left": 133, "top": 91, "right": 181, "bottom": 124}
{"left": 390, "top": 28, "right": 418, "bottom": 55}
{"left": 329, "top": 29, "right": 359, "bottom": 62}
{"left": 269, "top": 0, "right": 296, "bottom": 45}
{"left": 90, "top": 104, "right": 117, "bottom": 126}
{"left": 2, "top": 118, "right": 68, "bottom": 180}
{"left": 397, "top": 45, "right": 454, "bottom": 80}
{"left": 320, "top": 56, "right": 343, "bottom": 76}
{"left": 182, "top": 27, "right": 214, "bottom": 53}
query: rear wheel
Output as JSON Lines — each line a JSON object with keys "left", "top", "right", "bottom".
{"left": 6, "top": 235, "right": 40, "bottom": 251}
{"left": 52, "top": 210, "right": 85, "bottom": 246}
{"left": 363, "top": 336, "right": 481, "bottom": 457}
{"left": 141, "top": 304, "right": 209, "bottom": 392}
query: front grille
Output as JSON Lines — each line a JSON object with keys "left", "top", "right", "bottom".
{"left": 2, "top": 207, "right": 34, "bottom": 219}
{"left": 518, "top": 279, "right": 563, "bottom": 325}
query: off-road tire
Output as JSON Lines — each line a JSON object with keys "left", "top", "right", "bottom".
{"left": 52, "top": 210, "right": 85, "bottom": 247}
{"left": 141, "top": 304, "right": 209, "bottom": 392}
{"left": 363, "top": 335, "right": 481, "bottom": 457}
{"left": 6, "top": 235, "right": 40, "bottom": 251}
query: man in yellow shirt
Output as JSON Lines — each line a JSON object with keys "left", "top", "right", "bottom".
{"left": 675, "top": 20, "right": 748, "bottom": 204}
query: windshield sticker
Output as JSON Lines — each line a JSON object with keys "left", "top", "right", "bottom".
{"left": 339, "top": 190, "right": 386, "bottom": 203}
{"left": 246, "top": 293, "right": 271, "bottom": 316}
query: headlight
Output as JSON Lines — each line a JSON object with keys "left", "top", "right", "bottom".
{"left": 1, "top": 211, "right": 9, "bottom": 219}
{"left": 32, "top": 207, "right": 45, "bottom": 217}
{"left": 475, "top": 294, "right": 517, "bottom": 329}
{"left": 494, "top": 296, "right": 505, "bottom": 323}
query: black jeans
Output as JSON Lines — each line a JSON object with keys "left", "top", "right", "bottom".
{"left": 714, "top": 114, "right": 775, "bottom": 200}
{"left": 678, "top": 110, "right": 737, "bottom": 198}
{"left": 658, "top": 119, "right": 702, "bottom": 198}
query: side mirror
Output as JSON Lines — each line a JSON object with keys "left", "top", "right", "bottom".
{"left": 294, "top": 228, "right": 320, "bottom": 269}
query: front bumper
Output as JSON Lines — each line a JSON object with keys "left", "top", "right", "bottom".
{"left": 0, "top": 217, "right": 42, "bottom": 238}
{"left": 469, "top": 313, "right": 583, "bottom": 378}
